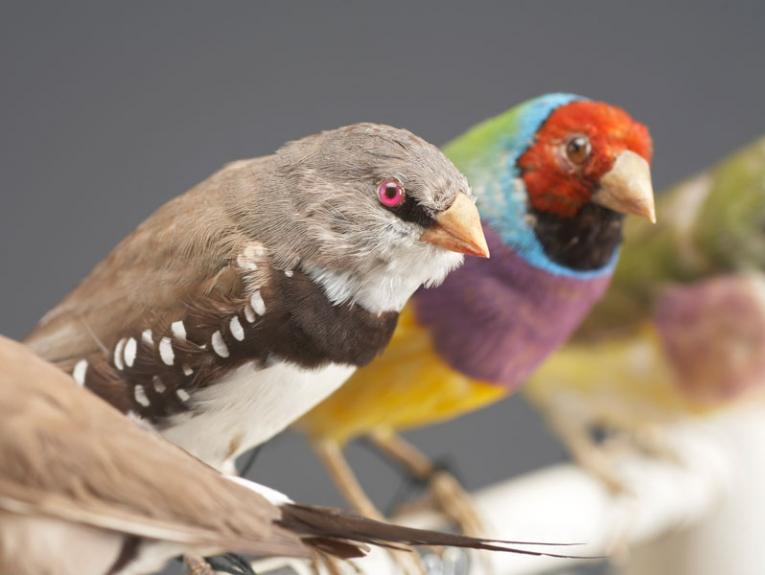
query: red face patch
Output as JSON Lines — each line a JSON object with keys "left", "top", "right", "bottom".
{"left": 517, "top": 100, "right": 653, "bottom": 217}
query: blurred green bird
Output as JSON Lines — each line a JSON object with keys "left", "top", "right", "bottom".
{"left": 525, "top": 137, "right": 765, "bottom": 490}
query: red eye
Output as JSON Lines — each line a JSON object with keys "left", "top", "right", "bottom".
{"left": 377, "top": 178, "right": 405, "bottom": 207}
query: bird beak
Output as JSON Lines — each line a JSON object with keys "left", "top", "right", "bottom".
{"left": 420, "top": 194, "right": 490, "bottom": 258}
{"left": 592, "top": 150, "right": 657, "bottom": 223}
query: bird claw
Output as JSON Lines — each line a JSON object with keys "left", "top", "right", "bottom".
{"left": 204, "top": 553, "right": 258, "bottom": 575}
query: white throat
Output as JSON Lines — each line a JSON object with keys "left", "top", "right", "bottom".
{"left": 305, "top": 246, "right": 463, "bottom": 315}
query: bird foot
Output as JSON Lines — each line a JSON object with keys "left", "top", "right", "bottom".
{"left": 427, "top": 471, "right": 495, "bottom": 575}
{"left": 428, "top": 471, "right": 489, "bottom": 538}
{"left": 204, "top": 553, "right": 258, "bottom": 575}
{"left": 184, "top": 555, "right": 218, "bottom": 575}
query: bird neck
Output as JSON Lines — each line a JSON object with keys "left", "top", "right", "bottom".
{"left": 413, "top": 224, "right": 613, "bottom": 391}
{"left": 304, "top": 245, "right": 462, "bottom": 316}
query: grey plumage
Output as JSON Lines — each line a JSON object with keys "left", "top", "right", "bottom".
{"left": 25, "top": 122, "right": 486, "bottom": 471}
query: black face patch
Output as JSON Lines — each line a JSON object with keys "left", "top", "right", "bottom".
{"left": 530, "top": 203, "right": 624, "bottom": 271}
{"left": 386, "top": 195, "right": 437, "bottom": 228}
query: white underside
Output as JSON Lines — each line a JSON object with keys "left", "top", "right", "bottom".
{"left": 162, "top": 360, "right": 355, "bottom": 471}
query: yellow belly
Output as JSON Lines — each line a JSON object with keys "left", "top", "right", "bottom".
{"left": 524, "top": 325, "right": 715, "bottom": 429}
{"left": 297, "top": 306, "right": 505, "bottom": 444}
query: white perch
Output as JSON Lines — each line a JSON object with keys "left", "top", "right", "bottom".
{"left": 250, "top": 404, "right": 764, "bottom": 575}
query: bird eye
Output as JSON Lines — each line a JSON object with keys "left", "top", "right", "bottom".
{"left": 565, "top": 136, "right": 592, "bottom": 165}
{"left": 377, "top": 178, "right": 405, "bottom": 207}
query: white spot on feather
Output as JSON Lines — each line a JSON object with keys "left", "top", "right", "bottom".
{"left": 113, "top": 338, "right": 126, "bottom": 370}
{"left": 176, "top": 388, "right": 190, "bottom": 402}
{"left": 159, "top": 337, "right": 174, "bottom": 366}
{"left": 211, "top": 330, "right": 230, "bottom": 358}
{"left": 153, "top": 376, "right": 166, "bottom": 393}
{"left": 250, "top": 290, "right": 266, "bottom": 316}
{"left": 134, "top": 385, "right": 150, "bottom": 407}
{"left": 284, "top": 269, "right": 294, "bottom": 278}
{"left": 124, "top": 338, "right": 137, "bottom": 368}
{"left": 244, "top": 305, "right": 256, "bottom": 323}
{"left": 229, "top": 316, "right": 245, "bottom": 341}
{"left": 182, "top": 364, "right": 194, "bottom": 377}
{"left": 141, "top": 329, "right": 154, "bottom": 345}
{"left": 72, "top": 360, "right": 88, "bottom": 386}
{"left": 171, "top": 321, "right": 187, "bottom": 341}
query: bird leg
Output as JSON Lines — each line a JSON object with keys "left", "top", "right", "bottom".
{"left": 313, "top": 439, "right": 428, "bottom": 575}
{"left": 367, "top": 430, "right": 488, "bottom": 537}
{"left": 543, "top": 408, "right": 629, "bottom": 495}
{"left": 366, "top": 431, "right": 495, "bottom": 575}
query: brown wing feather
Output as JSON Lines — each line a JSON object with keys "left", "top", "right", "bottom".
{"left": 25, "top": 162, "right": 256, "bottom": 363}
{"left": 279, "top": 504, "right": 599, "bottom": 560}
{"left": 0, "top": 336, "right": 308, "bottom": 559}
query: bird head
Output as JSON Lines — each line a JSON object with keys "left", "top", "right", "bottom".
{"left": 250, "top": 123, "right": 488, "bottom": 312}
{"left": 518, "top": 99, "right": 654, "bottom": 222}
{"left": 446, "top": 94, "right": 655, "bottom": 276}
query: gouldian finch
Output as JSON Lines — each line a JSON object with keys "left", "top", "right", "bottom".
{"left": 298, "top": 94, "right": 656, "bottom": 534}
{"left": 524, "top": 136, "right": 765, "bottom": 490}
{"left": 0, "top": 336, "right": 581, "bottom": 575}
{"left": 24, "top": 123, "right": 487, "bottom": 476}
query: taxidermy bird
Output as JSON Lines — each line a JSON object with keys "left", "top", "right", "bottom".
{"left": 0, "top": 336, "right": 587, "bottom": 575}
{"left": 524, "top": 136, "right": 765, "bottom": 491}
{"left": 298, "top": 94, "right": 656, "bottom": 534}
{"left": 24, "top": 123, "right": 488, "bottom": 474}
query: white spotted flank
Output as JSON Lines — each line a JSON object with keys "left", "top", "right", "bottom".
{"left": 72, "top": 359, "right": 88, "bottom": 386}
{"left": 124, "top": 337, "right": 137, "bottom": 368}
{"left": 159, "top": 337, "right": 175, "bottom": 366}
{"left": 211, "top": 330, "right": 230, "bottom": 358}
{"left": 134, "top": 385, "right": 150, "bottom": 407}
{"left": 250, "top": 290, "right": 266, "bottom": 316}
{"left": 229, "top": 316, "right": 245, "bottom": 341}
{"left": 114, "top": 338, "right": 126, "bottom": 370}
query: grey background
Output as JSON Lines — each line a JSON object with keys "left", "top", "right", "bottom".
{"left": 1, "top": 1, "right": 763, "bottom": 573}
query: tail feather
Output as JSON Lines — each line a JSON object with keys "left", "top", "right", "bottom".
{"left": 279, "top": 504, "right": 599, "bottom": 560}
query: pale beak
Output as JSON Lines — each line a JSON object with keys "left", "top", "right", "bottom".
{"left": 592, "top": 150, "right": 657, "bottom": 223}
{"left": 420, "top": 193, "right": 490, "bottom": 258}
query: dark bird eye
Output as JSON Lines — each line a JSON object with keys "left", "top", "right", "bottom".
{"left": 377, "top": 178, "right": 405, "bottom": 207}
{"left": 565, "top": 136, "right": 592, "bottom": 165}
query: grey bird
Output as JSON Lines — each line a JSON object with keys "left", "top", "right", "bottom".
{"left": 0, "top": 336, "right": 587, "bottom": 575}
{"left": 25, "top": 123, "right": 489, "bottom": 473}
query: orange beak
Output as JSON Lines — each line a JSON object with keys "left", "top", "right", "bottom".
{"left": 420, "top": 194, "right": 490, "bottom": 258}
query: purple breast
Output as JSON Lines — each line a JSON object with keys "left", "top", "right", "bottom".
{"left": 414, "top": 225, "right": 612, "bottom": 392}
